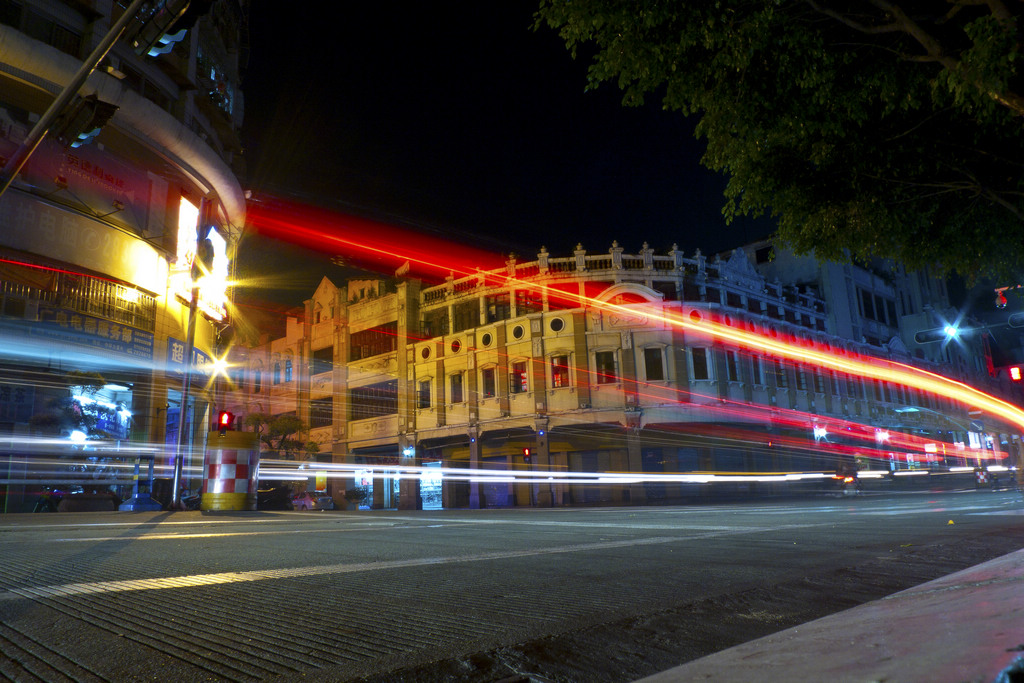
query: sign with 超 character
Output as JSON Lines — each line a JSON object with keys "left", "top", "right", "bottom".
{"left": 33, "top": 307, "right": 154, "bottom": 359}
{"left": 166, "top": 337, "right": 213, "bottom": 377}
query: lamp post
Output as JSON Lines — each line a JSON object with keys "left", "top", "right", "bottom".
{"left": 170, "top": 201, "right": 214, "bottom": 510}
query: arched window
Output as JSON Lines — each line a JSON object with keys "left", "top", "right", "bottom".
{"left": 273, "top": 363, "right": 281, "bottom": 384}
{"left": 253, "top": 367, "right": 262, "bottom": 393}
{"left": 285, "top": 359, "right": 293, "bottom": 382}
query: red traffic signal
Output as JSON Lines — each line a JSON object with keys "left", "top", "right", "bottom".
{"left": 217, "top": 410, "right": 235, "bottom": 433}
{"left": 522, "top": 447, "right": 532, "bottom": 464}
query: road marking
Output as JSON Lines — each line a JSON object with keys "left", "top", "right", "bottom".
{"left": 0, "top": 524, "right": 815, "bottom": 602}
{"left": 50, "top": 523, "right": 399, "bottom": 542}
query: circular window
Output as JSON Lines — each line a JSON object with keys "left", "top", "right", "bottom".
{"left": 512, "top": 325, "right": 525, "bottom": 339}
{"left": 481, "top": 332, "right": 493, "bottom": 347}
{"left": 550, "top": 318, "right": 565, "bottom": 332}
{"left": 421, "top": 347, "right": 430, "bottom": 359}
{"left": 451, "top": 339, "right": 461, "bottom": 353}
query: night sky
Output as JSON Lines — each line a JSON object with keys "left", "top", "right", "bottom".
{"left": 238, "top": 2, "right": 773, "bottom": 304}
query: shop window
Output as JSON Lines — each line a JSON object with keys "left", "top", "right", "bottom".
{"left": 595, "top": 351, "right": 617, "bottom": 384}
{"left": 551, "top": 355, "right": 570, "bottom": 388}
{"left": 643, "top": 348, "right": 664, "bottom": 381}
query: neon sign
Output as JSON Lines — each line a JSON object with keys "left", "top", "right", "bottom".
{"left": 169, "top": 197, "right": 229, "bottom": 321}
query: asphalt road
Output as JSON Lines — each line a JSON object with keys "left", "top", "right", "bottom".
{"left": 2, "top": 489, "right": 1023, "bottom": 682}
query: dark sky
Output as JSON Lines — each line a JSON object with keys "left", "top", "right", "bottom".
{"left": 238, "top": 2, "right": 773, "bottom": 302}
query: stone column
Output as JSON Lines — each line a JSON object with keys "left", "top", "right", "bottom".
{"left": 398, "top": 434, "right": 420, "bottom": 510}
{"left": 468, "top": 425, "right": 481, "bottom": 508}
{"left": 535, "top": 418, "right": 552, "bottom": 507}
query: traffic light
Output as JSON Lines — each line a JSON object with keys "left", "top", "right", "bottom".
{"left": 1010, "top": 366, "right": 1022, "bottom": 382}
{"left": 52, "top": 95, "right": 118, "bottom": 149}
{"left": 217, "top": 410, "right": 234, "bottom": 434}
{"left": 129, "top": 0, "right": 207, "bottom": 57}
{"left": 522, "top": 447, "right": 532, "bottom": 464}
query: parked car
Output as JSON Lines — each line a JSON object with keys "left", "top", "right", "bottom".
{"left": 291, "top": 491, "right": 334, "bottom": 511}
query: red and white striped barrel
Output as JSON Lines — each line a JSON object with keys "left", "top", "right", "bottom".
{"left": 201, "top": 431, "right": 260, "bottom": 510}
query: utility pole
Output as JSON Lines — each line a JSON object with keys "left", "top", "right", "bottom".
{"left": 170, "top": 198, "right": 210, "bottom": 509}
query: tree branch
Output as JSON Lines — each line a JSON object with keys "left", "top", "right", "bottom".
{"left": 806, "top": 0, "right": 1024, "bottom": 117}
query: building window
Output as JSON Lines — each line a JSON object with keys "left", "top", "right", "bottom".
{"left": 312, "top": 346, "right": 334, "bottom": 375}
{"left": 551, "top": 355, "right": 570, "bottom": 388}
{"left": 644, "top": 348, "right": 664, "bottom": 381}
{"left": 726, "top": 350, "right": 740, "bottom": 382}
{"left": 813, "top": 371, "right": 826, "bottom": 394}
{"left": 510, "top": 361, "right": 528, "bottom": 393}
{"left": 273, "top": 363, "right": 281, "bottom": 384}
{"left": 595, "top": 351, "right": 617, "bottom": 384}
{"left": 285, "top": 359, "right": 293, "bottom": 382}
{"left": 796, "top": 368, "right": 807, "bottom": 391}
{"left": 450, "top": 373, "right": 464, "bottom": 403}
{"left": 486, "top": 292, "right": 511, "bottom": 323}
{"left": 751, "top": 356, "right": 765, "bottom": 386}
{"left": 452, "top": 300, "right": 478, "bottom": 333}
{"left": 691, "top": 348, "right": 710, "bottom": 381}
{"left": 349, "top": 322, "right": 398, "bottom": 361}
{"left": 310, "top": 397, "right": 332, "bottom": 428}
{"left": 350, "top": 381, "right": 399, "bottom": 420}
{"left": 418, "top": 379, "right": 431, "bottom": 409}
{"left": 774, "top": 360, "right": 788, "bottom": 389}
{"left": 481, "top": 367, "right": 496, "bottom": 398}
{"left": 253, "top": 369, "right": 262, "bottom": 394}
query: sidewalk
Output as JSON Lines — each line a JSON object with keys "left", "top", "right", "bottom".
{"left": 636, "top": 548, "right": 1024, "bottom": 683}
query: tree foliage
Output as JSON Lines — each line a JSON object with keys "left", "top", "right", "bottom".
{"left": 535, "top": 1, "right": 1024, "bottom": 281}
{"left": 244, "top": 412, "right": 319, "bottom": 460}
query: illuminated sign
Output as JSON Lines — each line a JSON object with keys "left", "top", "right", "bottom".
{"left": 166, "top": 336, "right": 212, "bottom": 376}
{"left": 34, "top": 307, "right": 154, "bottom": 359}
{"left": 169, "top": 197, "right": 229, "bottom": 321}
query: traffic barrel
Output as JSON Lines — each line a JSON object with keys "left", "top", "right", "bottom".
{"left": 201, "top": 431, "right": 260, "bottom": 510}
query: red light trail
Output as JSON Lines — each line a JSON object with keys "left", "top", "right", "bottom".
{"left": 247, "top": 196, "right": 1024, "bottom": 436}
